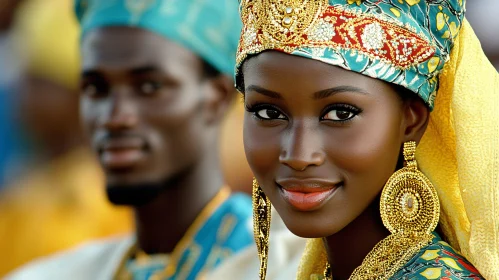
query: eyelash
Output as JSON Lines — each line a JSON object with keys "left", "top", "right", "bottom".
{"left": 245, "top": 103, "right": 287, "bottom": 121}
{"left": 320, "top": 104, "right": 362, "bottom": 123}
{"left": 244, "top": 103, "right": 362, "bottom": 123}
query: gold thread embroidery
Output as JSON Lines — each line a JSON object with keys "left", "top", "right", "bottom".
{"left": 113, "top": 186, "right": 232, "bottom": 279}
{"left": 162, "top": 186, "right": 231, "bottom": 278}
{"left": 237, "top": 1, "right": 435, "bottom": 71}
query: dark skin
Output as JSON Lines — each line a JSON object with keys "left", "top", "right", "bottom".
{"left": 80, "top": 26, "right": 234, "bottom": 253}
{"left": 242, "top": 51, "right": 429, "bottom": 279}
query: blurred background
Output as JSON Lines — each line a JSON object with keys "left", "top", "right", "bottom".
{"left": 0, "top": 0, "right": 496, "bottom": 277}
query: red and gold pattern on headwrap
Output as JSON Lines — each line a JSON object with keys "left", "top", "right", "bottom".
{"left": 237, "top": 1, "right": 435, "bottom": 69}
{"left": 236, "top": 0, "right": 466, "bottom": 110}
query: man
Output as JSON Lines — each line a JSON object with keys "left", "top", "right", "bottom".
{"left": 7, "top": 0, "right": 252, "bottom": 279}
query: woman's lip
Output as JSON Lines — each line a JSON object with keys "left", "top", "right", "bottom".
{"left": 276, "top": 178, "right": 340, "bottom": 190}
{"left": 279, "top": 186, "right": 338, "bottom": 212}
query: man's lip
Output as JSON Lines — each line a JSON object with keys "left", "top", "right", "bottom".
{"left": 99, "top": 137, "right": 145, "bottom": 151}
{"left": 98, "top": 138, "right": 147, "bottom": 170}
{"left": 101, "top": 148, "right": 145, "bottom": 170}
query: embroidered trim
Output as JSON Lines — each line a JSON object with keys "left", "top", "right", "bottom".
{"left": 237, "top": 0, "right": 435, "bottom": 70}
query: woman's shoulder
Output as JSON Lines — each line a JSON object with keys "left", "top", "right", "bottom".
{"left": 392, "top": 234, "right": 484, "bottom": 279}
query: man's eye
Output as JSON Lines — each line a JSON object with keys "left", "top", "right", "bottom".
{"left": 323, "top": 109, "right": 356, "bottom": 121}
{"left": 82, "top": 83, "right": 107, "bottom": 98}
{"left": 138, "top": 81, "right": 162, "bottom": 95}
{"left": 255, "top": 108, "right": 286, "bottom": 120}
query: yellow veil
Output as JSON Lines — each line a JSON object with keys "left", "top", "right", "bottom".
{"left": 297, "top": 20, "right": 499, "bottom": 280}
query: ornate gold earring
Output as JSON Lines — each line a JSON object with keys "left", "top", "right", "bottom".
{"left": 323, "top": 142, "right": 441, "bottom": 279}
{"left": 380, "top": 141, "right": 440, "bottom": 236}
{"left": 252, "top": 178, "right": 272, "bottom": 280}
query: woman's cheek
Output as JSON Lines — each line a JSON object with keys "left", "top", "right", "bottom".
{"left": 326, "top": 115, "right": 402, "bottom": 195}
{"left": 243, "top": 119, "right": 282, "bottom": 179}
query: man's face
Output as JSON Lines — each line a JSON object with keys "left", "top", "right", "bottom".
{"left": 80, "top": 26, "right": 213, "bottom": 201}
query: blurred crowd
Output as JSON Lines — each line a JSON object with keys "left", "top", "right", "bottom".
{"left": 0, "top": 0, "right": 254, "bottom": 276}
{"left": 0, "top": 0, "right": 496, "bottom": 277}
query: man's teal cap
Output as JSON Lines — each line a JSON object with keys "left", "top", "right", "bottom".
{"left": 75, "top": 0, "right": 242, "bottom": 76}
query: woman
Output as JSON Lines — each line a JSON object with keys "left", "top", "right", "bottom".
{"left": 236, "top": 0, "right": 499, "bottom": 279}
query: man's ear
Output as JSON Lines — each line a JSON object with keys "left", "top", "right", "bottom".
{"left": 401, "top": 98, "right": 430, "bottom": 144}
{"left": 203, "top": 74, "right": 236, "bottom": 125}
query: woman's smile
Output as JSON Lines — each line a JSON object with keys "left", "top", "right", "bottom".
{"left": 276, "top": 178, "right": 341, "bottom": 211}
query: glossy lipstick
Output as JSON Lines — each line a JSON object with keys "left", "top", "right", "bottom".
{"left": 277, "top": 178, "right": 339, "bottom": 212}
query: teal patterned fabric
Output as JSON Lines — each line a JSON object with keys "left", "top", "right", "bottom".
{"left": 123, "top": 194, "right": 253, "bottom": 280}
{"left": 75, "top": 0, "right": 242, "bottom": 76}
{"left": 391, "top": 232, "right": 484, "bottom": 279}
{"left": 236, "top": 0, "right": 467, "bottom": 110}
{"left": 310, "top": 232, "right": 483, "bottom": 280}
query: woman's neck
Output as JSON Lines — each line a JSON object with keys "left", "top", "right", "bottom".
{"left": 323, "top": 200, "right": 390, "bottom": 280}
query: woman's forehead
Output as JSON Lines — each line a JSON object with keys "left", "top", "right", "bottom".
{"left": 243, "top": 51, "right": 392, "bottom": 94}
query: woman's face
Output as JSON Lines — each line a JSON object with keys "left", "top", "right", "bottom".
{"left": 242, "top": 51, "right": 428, "bottom": 238}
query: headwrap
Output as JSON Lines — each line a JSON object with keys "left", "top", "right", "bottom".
{"left": 236, "top": 0, "right": 499, "bottom": 279}
{"left": 74, "top": 0, "right": 242, "bottom": 77}
{"left": 12, "top": 0, "right": 80, "bottom": 90}
{"left": 236, "top": 0, "right": 467, "bottom": 110}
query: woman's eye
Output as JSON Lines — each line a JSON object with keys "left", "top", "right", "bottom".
{"left": 323, "top": 109, "right": 356, "bottom": 121}
{"left": 255, "top": 108, "right": 286, "bottom": 120}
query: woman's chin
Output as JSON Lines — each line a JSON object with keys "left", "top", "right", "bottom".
{"left": 281, "top": 217, "right": 344, "bottom": 239}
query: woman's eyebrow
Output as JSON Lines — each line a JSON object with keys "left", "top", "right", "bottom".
{"left": 313, "top": 86, "right": 369, "bottom": 100}
{"left": 246, "top": 85, "right": 283, "bottom": 99}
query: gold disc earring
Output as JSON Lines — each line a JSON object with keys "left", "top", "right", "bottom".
{"left": 380, "top": 141, "right": 440, "bottom": 236}
{"left": 252, "top": 178, "right": 272, "bottom": 280}
{"left": 325, "top": 141, "right": 441, "bottom": 279}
